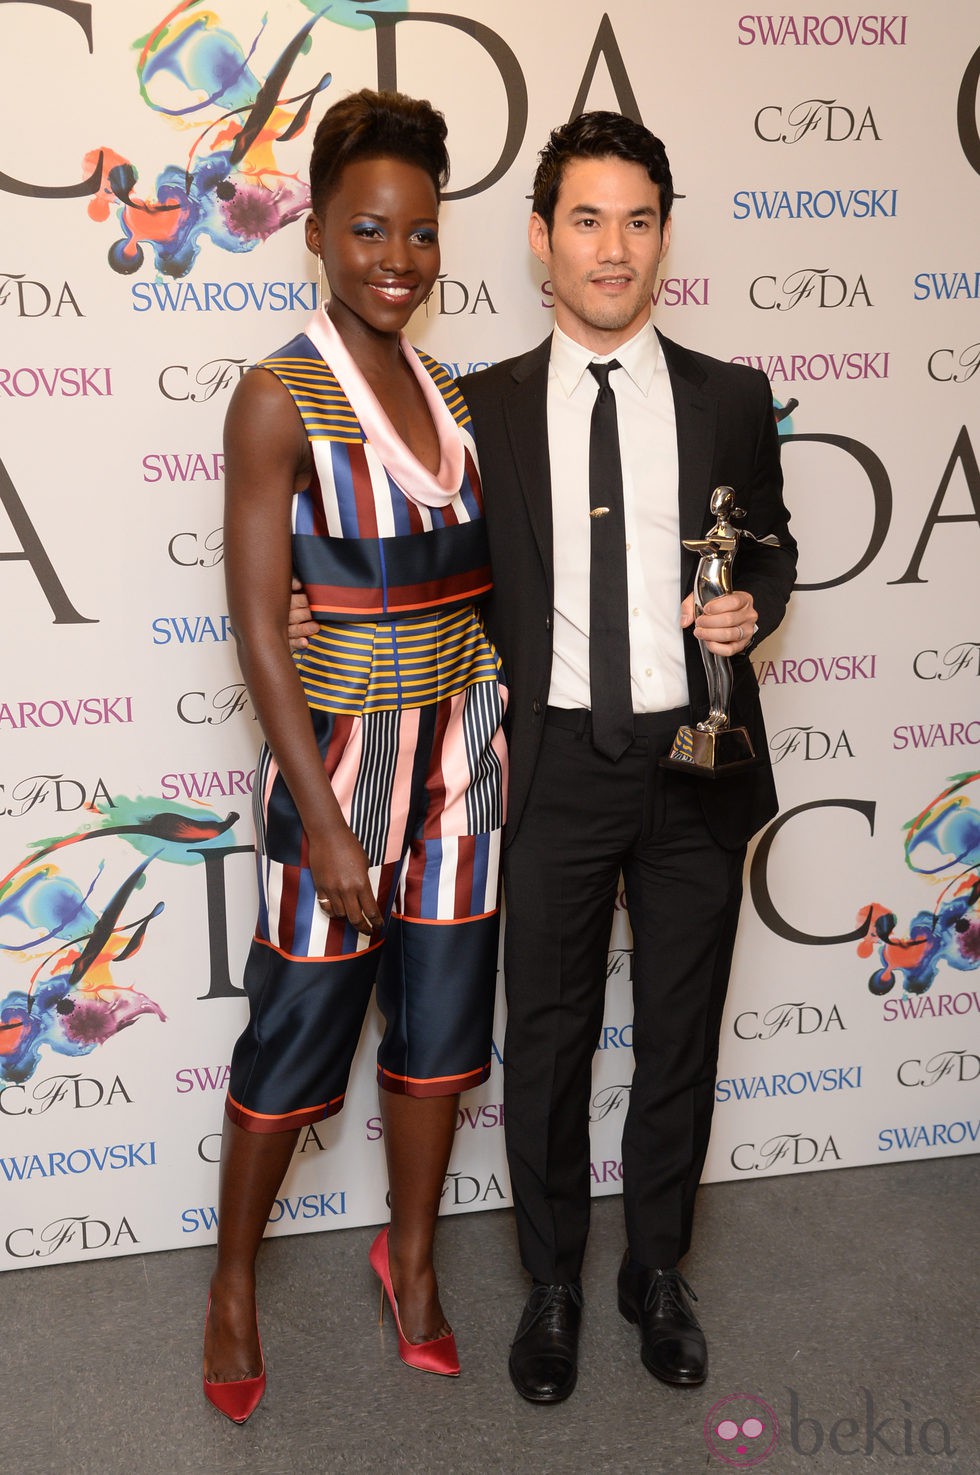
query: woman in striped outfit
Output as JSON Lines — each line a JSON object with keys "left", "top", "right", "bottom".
{"left": 204, "top": 90, "right": 507, "bottom": 1421}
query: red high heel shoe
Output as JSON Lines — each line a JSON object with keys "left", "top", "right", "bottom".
{"left": 203, "top": 1296, "right": 267, "bottom": 1423}
{"left": 368, "top": 1227, "right": 460, "bottom": 1376}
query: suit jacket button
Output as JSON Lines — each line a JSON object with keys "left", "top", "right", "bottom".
{"left": 545, "top": 615, "right": 552, "bottom": 630}
{"left": 532, "top": 698, "right": 542, "bottom": 716}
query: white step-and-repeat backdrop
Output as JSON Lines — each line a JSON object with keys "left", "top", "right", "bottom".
{"left": 1, "top": 0, "right": 977, "bottom": 1269}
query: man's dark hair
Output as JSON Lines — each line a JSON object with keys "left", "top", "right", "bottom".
{"left": 531, "top": 111, "right": 673, "bottom": 235}
{"left": 309, "top": 88, "right": 449, "bottom": 216}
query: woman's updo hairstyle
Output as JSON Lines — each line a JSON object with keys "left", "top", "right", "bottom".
{"left": 308, "top": 88, "right": 450, "bottom": 216}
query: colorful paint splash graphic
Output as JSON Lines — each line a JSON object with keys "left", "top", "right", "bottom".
{"left": 0, "top": 797, "right": 238, "bottom": 1084}
{"left": 85, "top": 1, "right": 408, "bottom": 278}
{"left": 773, "top": 397, "right": 797, "bottom": 437}
{"left": 857, "top": 771, "right": 980, "bottom": 995}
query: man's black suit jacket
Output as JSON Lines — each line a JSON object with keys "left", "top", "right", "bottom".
{"left": 461, "top": 330, "right": 798, "bottom": 853}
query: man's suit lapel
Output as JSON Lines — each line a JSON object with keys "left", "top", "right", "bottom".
{"left": 659, "top": 331, "right": 718, "bottom": 587}
{"left": 500, "top": 336, "right": 554, "bottom": 596}
{"left": 497, "top": 330, "right": 719, "bottom": 597}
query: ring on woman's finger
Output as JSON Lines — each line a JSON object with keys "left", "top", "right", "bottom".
{"left": 737, "top": 625, "right": 744, "bottom": 642}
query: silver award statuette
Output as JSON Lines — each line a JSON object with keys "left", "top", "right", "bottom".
{"left": 662, "top": 485, "right": 781, "bottom": 777}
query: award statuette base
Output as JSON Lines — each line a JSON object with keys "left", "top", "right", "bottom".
{"left": 659, "top": 723, "right": 760, "bottom": 778}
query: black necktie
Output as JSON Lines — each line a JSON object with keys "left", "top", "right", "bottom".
{"left": 587, "top": 360, "right": 633, "bottom": 760}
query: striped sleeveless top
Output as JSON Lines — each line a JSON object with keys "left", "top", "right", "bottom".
{"left": 259, "top": 320, "right": 500, "bottom": 716}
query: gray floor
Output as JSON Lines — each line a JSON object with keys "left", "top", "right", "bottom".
{"left": 4, "top": 1156, "right": 976, "bottom": 1475}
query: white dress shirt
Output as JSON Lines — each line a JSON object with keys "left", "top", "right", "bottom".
{"left": 546, "top": 319, "right": 689, "bottom": 713}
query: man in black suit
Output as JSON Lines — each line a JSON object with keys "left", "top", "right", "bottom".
{"left": 459, "top": 112, "right": 796, "bottom": 1403}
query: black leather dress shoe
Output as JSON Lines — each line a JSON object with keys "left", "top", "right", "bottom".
{"left": 617, "top": 1257, "right": 707, "bottom": 1386}
{"left": 508, "top": 1282, "right": 583, "bottom": 1403}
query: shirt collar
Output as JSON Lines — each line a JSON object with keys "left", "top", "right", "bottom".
{"left": 550, "top": 316, "right": 661, "bottom": 399}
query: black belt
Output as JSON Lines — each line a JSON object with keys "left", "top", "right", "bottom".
{"left": 544, "top": 705, "right": 690, "bottom": 736}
